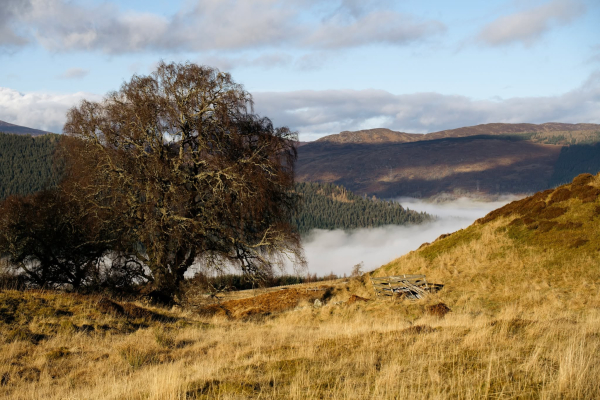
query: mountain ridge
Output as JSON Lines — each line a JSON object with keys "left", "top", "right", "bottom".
{"left": 316, "top": 122, "right": 600, "bottom": 144}
{"left": 299, "top": 122, "right": 600, "bottom": 199}
{"left": 0, "top": 119, "right": 53, "bottom": 136}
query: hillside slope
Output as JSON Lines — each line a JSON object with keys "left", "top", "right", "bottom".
{"left": 299, "top": 123, "right": 600, "bottom": 198}
{"left": 0, "top": 120, "right": 52, "bottom": 136}
{"left": 375, "top": 172, "right": 600, "bottom": 312}
{"left": 317, "top": 122, "right": 600, "bottom": 145}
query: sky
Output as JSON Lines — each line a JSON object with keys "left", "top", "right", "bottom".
{"left": 1, "top": 0, "right": 599, "bottom": 140}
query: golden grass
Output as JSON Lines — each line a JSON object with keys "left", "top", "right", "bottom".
{"left": 1, "top": 285, "right": 600, "bottom": 399}
{"left": 1, "top": 173, "right": 599, "bottom": 399}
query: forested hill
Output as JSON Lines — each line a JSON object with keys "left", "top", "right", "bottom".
{"left": 293, "top": 182, "right": 431, "bottom": 234}
{"left": 0, "top": 132, "right": 430, "bottom": 233}
{"left": 0, "top": 132, "right": 62, "bottom": 199}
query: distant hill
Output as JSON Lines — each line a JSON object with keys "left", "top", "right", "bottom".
{"left": 317, "top": 123, "right": 600, "bottom": 145}
{"left": 0, "top": 119, "right": 54, "bottom": 136}
{"left": 299, "top": 123, "right": 600, "bottom": 198}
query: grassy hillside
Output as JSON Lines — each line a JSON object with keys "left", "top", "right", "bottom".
{"left": 375, "top": 172, "right": 600, "bottom": 311}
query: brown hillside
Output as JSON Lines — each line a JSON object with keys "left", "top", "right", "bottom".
{"left": 316, "top": 128, "right": 422, "bottom": 144}
{"left": 316, "top": 122, "right": 600, "bottom": 144}
{"left": 298, "top": 122, "right": 600, "bottom": 198}
{"left": 298, "top": 135, "right": 562, "bottom": 198}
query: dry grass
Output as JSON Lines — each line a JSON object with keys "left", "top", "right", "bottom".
{"left": 1, "top": 174, "right": 600, "bottom": 399}
{"left": 1, "top": 283, "right": 599, "bottom": 399}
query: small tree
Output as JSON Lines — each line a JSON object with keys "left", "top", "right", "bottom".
{"left": 0, "top": 189, "right": 142, "bottom": 290}
{"left": 63, "top": 61, "right": 304, "bottom": 301}
{"left": 351, "top": 262, "right": 364, "bottom": 278}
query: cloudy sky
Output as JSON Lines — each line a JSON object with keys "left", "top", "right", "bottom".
{"left": 1, "top": 0, "right": 599, "bottom": 140}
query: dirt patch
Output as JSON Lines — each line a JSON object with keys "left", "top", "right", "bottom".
{"left": 577, "top": 186, "right": 600, "bottom": 203}
{"left": 434, "top": 233, "right": 453, "bottom": 242}
{"left": 346, "top": 295, "right": 370, "bottom": 305}
{"left": 537, "top": 221, "right": 558, "bottom": 232}
{"left": 571, "top": 173, "right": 594, "bottom": 186}
{"left": 198, "top": 288, "right": 330, "bottom": 319}
{"left": 556, "top": 222, "right": 583, "bottom": 230}
{"left": 426, "top": 303, "right": 451, "bottom": 318}
{"left": 122, "top": 303, "right": 155, "bottom": 319}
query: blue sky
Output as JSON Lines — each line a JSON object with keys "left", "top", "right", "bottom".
{"left": 1, "top": 0, "right": 599, "bottom": 140}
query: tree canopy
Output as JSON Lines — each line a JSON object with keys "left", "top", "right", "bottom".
{"left": 62, "top": 61, "right": 304, "bottom": 300}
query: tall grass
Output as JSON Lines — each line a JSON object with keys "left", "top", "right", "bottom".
{"left": 1, "top": 289, "right": 599, "bottom": 399}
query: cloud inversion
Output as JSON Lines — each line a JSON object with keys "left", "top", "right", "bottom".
{"left": 301, "top": 197, "right": 518, "bottom": 276}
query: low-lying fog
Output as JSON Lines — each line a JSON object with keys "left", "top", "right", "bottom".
{"left": 302, "top": 196, "right": 521, "bottom": 277}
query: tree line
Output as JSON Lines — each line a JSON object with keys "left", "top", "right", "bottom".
{"left": 293, "top": 182, "right": 431, "bottom": 234}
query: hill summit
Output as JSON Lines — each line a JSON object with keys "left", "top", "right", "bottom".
{"left": 316, "top": 122, "right": 600, "bottom": 144}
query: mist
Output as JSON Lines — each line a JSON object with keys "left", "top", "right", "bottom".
{"left": 301, "top": 196, "right": 521, "bottom": 276}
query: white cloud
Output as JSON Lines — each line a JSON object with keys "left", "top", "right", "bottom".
{"left": 477, "top": 0, "right": 586, "bottom": 47}
{"left": 0, "top": 87, "right": 100, "bottom": 133}
{"left": 2, "top": 71, "right": 598, "bottom": 139}
{"left": 0, "top": 0, "right": 31, "bottom": 47}
{"left": 199, "top": 52, "right": 294, "bottom": 71}
{"left": 2, "top": 0, "right": 444, "bottom": 54}
{"left": 253, "top": 71, "right": 600, "bottom": 140}
{"left": 57, "top": 67, "right": 88, "bottom": 79}
{"left": 307, "top": 11, "right": 445, "bottom": 49}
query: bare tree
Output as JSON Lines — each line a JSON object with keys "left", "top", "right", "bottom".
{"left": 62, "top": 61, "right": 304, "bottom": 302}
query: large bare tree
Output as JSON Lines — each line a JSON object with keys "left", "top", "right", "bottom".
{"left": 63, "top": 61, "right": 304, "bottom": 301}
